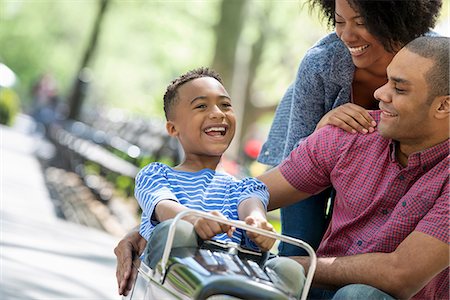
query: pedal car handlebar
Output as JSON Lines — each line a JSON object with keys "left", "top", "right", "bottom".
{"left": 160, "top": 209, "right": 317, "bottom": 300}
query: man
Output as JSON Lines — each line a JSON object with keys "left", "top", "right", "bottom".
{"left": 115, "top": 36, "right": 449, "bottom": 299}
{"left": 261, "top": 36, "right": 449, "bottom": 299}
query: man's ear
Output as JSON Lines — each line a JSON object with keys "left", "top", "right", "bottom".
{"left": 166, "top": 120, "right": 178, "bottom": 137}
{"left": 435, "top": 95, "right": 450, "bottom": 120}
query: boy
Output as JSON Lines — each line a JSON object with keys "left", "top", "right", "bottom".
{"left": 135, "top": 67, "right": 305, "bottom": 298}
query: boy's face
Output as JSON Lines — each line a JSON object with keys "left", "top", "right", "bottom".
{"left": 166, "top": 77, "right": 236, "bottom": 158}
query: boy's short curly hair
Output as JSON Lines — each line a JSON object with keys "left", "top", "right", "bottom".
{"left": 163, "top": 67, "right": 223, "bottom": 120}
{"left": 308, "top": 0, "right": 442, "bottom": 52}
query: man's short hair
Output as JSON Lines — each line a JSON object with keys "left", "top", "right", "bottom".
{"left": 163, "top": 67, "right": 223, "bottom": 120}
{"left": 404, "top": 36, "right": 449, "bottom": 103}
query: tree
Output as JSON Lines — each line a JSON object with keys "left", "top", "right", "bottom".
{"left": 211, "top": 0, "right": 275, "bottom": 161}
{"left": 67, "top": 0, "right": 110, "bottom": 120}
{"left": 211, "top": 0, "right": 247, "bottom": 91}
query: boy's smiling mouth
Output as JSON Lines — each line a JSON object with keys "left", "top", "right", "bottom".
{"left": 204, "top": 125, "right": 228, "bottom": 136}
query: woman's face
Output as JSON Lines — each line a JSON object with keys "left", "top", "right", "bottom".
{"left": 334, "top": 0, "right": 394, "bottom": 71}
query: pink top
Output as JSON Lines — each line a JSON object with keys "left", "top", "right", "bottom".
{"left": 279, "top": 111, "right": 449, "bottom": 299}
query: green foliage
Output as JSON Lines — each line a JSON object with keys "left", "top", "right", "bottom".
{"left": 157, "top": 156, "right": 174, "bottom": 168}
{"left": 0, "top": 1, "right": 97, "bottom": 105}
{"left": 137, "top": 155, "right": 154, "bottom": 169}
{"left": 0, "top": 88, "right": 20, "bottom": 125}
{"left": 115, "top": 175, "right": 134, "bottom": 196}
{"left": 3, "top": 0, "right": 446, "bottom": 131}
{"left": 0, "top": 0, "right": 325, "bottom": 118}
{"left": 84, "top": 161, "right": 101, "bottom": 175}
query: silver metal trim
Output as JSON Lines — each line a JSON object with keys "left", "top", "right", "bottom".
{"left": 160, "top": 210, "right": 317, "bottom": 300}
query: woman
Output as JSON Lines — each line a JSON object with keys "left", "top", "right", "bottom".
{"left": 115, "top": 0, "right": 443, "bottom": 295}
{"left": 258, "top": 0, "right": 442, "bottom": 256}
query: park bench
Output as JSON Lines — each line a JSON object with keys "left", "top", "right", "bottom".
{"left": 43, "top": 113, "right": 179, "bottom": 235}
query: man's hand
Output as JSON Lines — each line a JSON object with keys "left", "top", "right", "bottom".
{"left": 315, "top": 103, "right": 376, "bottom": 134}
{"left": 245, "top": 215, "right": 276, "bottom": 251}
{"left": 193, "top": 211, "right": 235, "bottom": 240}
{"left": 114, "top": 230, "right": 147, "bottom": 296}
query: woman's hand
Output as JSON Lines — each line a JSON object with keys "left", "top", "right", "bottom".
{"left": 193, "top": 211, "right": 235, "bottom": 240}
{"left": 114, "top": 229, "right": 147, "bottom": 296}
{"left": 245, "top": 216, "right": 276, "bottom": 252}
{"left": 315, "top": 103, "right": 376, "bottom": 134}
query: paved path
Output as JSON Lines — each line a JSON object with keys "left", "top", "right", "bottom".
{"left": 1, "top": 115, "right": 121, "bottom": 300}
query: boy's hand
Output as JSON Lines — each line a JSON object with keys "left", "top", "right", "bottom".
{"left": 245, "top": 216, "right": 276, "bottom": 252}
{"left": 194, "top": 211, "right": 235, "bottom": 240}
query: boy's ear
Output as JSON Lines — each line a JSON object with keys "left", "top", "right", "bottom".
{"left": 435, "top": 95, "right": 450, "bottom": 120}
{"left": 166, "top": 120, "right": 179, "bottom": 137}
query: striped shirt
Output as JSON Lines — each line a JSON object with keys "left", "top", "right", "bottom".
{"left": 135, "top": 162, "right": 269, "bottom": 246}
{"left": 279, "top": 111, "right": 449, "bottom": 299}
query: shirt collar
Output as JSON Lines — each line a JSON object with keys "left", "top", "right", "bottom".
{"left": 389, "top": 139, "right": 449, "bottom": 169}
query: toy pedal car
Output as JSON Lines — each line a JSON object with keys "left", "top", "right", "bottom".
{"left": 124, "top": 210, "right": 316, "bottom": 300}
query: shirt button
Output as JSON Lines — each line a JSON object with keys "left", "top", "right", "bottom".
{"left": 399, "top": 174, "right": 405, "bottom": 180}
{"left": 357, "top": 240, "right": 363, "bottom": 246}
{"left": 422, "top": 165, "right": 427, "bottom": 171}
{"left": 402, "top": 201, "right": 407, "bottom": 207}
{"left": 382, "top": 209, "right": 388, "bottom": 215}
{"left": 264, "top": 151, "right": 269, "bottom": 156}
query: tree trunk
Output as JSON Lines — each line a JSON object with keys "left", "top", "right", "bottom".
{"left": 68, "top": 0, "right": 109, "bottom": 120}
{"left": 240, "top": 5, "right": 274, "bottom": 160}
{"left": 211, "top": 0, "right": 247, "bottom": 91}
{"left": 216, "top": 1, "right": 274, "bottom": 161}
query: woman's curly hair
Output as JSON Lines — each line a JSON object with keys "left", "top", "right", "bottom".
{"left": 308, "top": 0, "right": 442, "bottom": 52}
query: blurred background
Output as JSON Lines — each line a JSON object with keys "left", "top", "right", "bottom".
{"left": 0, "top": 0, "right": 448, "bottom": 299}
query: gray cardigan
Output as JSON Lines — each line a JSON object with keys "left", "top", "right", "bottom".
{"left": 258, "top": 33, "right": 354, "bottom": 166}
{"left": 258, "top": 31, "right": 438, "bottom": 166}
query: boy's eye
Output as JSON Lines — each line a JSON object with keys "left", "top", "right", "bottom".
{"left": 195, "top": 104, "right": 207, "bottom": 109}
{"left": 222, "top": 102, "right": 232, "bottom": 108}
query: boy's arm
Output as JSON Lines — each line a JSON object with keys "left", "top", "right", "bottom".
{"left": 155, "top": 200, "right": 233, "bottom": 240}
{"left": 238, "top": 198, "right": 276, "bottom": 251}
{"left": 154, "top": 199, "right": 193, "bottom": 223}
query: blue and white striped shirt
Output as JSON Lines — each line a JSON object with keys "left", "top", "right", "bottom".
{"left": 135, "top": 162, "right": 269, "bottom": 245}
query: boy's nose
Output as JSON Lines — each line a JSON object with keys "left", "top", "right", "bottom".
{"left": 209, "top": 105, "right": 225, "bottom": 119}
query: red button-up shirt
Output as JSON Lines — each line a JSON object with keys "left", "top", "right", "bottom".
{"left": 280, "top": 111, "right": 449, "bottom": 299}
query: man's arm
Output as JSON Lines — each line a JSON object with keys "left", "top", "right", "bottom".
{"left": 293, "top": 231, "right": 449, "bottom": 299}
{"left": 257, "top": 166, "right": 312, "bottom": 211}
{"left": 114, "top": 227, "right": 147, "bottom": 296}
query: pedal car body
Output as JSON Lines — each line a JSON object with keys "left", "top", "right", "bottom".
{"left": 124, "top": 210, "right": 316, "bottom": 300}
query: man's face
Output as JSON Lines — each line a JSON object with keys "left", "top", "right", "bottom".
{"left": 374, "top": 48, "right": 435, "bottom": 144}
{"left": 167, "top": 77, "right": 236, "bottom": 158}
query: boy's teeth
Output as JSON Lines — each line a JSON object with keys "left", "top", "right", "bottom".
{"left": 205, "top": 127, "right": 225, "bottom": 132}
